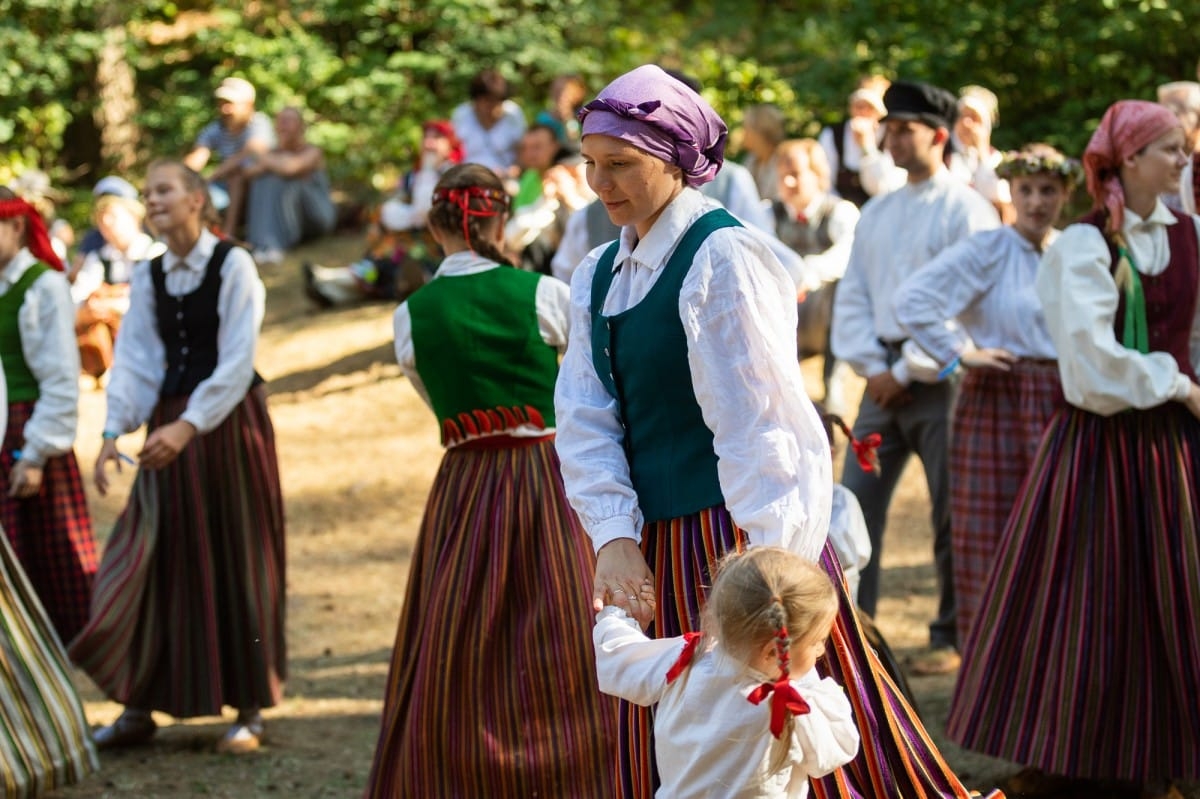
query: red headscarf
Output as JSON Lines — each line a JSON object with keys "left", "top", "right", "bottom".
{"left": 423, "top": 120, "right": 464, "bottom": 165}
{"left": 0, "top": 197, "right": 64, "bottom": 270}
{"left": 1083, "top": 100, "right": 1181, "bottom": 234}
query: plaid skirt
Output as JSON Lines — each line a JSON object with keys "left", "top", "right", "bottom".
{"left": 365, "top": 436, "right": 617, "bottom": 799}
{"left": 0, "top": 532, "right": 97, "bottom": 799}
{"left": 949, "top": 360, "right": 1062, "bottom": 646}
{"left": 1, "top": 400, "right": 97, "bottom": 644}
{"left": 69, "top": 387, "right": 286, "bottom": 718}
{"left": 948, "top": 402, "right": 1200, "bottom": 781}
{"left": 618, "top": 505, "right": 1000, "bottom": 799}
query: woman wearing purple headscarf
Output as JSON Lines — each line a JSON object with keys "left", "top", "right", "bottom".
{"left": 949, "top": 100, "right": 1200, "bottom": 797}
{"left": 555, "top": 64, "right": 998, "bottom": 799}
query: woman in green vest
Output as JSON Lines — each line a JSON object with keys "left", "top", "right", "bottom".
{"left": 555, "top": 64, "right": 1001, "bottom": 799}
{"left": 0, "top": 187, "right": 97, "bottom": 647}
{"left": 365, "top": 163, "right": 615, "bottom": 798}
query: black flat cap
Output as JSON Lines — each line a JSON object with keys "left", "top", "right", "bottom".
{"left": 881, "top": 80, "right": 958, "bottom": 129}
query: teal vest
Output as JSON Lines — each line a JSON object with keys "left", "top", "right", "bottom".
{"left": 408, "top": 265, "right": 559, "bottom": 446}
{"left": 0, "top": 262, "right": 50, "bottom": 403}
{"left": 590, "top": 209, "right": 741, "bottom": 522}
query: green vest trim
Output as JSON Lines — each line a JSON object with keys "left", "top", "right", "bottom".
{"left": 408, "top": 265, "right": 559, "bottom": 446}
{"left": 590, "top": 208, "right": 742, "bottom": 522}
{"left": 0, "top": 262, "right": 51, "bottom": 403}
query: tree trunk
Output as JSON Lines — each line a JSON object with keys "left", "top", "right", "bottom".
{"left": 95, "top": 5, "right": 140, "bottom": 173}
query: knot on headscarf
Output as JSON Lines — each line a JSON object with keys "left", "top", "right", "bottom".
{"left": 1083, "top": 100, "right": 1181, "bottom": 234}
{"left": 0, "top": 198, "right": 64, "bottom": 270}
{"left": 579, "top": 65, "right": 727, "bottom": 187}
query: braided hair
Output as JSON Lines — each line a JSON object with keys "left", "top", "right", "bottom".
{"left": 427, "top": 163, "right": 513, "bottom": 267}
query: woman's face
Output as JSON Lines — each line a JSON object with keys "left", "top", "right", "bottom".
{"left": 143, "top": 166, "right": 204, "bottom": 235}
{"left": 1010, "top": 173, "right": 1068, "bottom": 245}
{"left": 1122, "top": 126, "right": 1188, "bottom": 197}
{"left": 581, "top": 134, "right": 683, "bottom": 238}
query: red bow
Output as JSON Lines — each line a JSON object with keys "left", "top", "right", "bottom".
{"left": 747, "top": 678, "right": 812, "bottom": 738}
{"left": 851, "top": 432, "right": 881, "bottom": 475}
{"left": 665, "top": 632, "right": 702, "bottom": 684}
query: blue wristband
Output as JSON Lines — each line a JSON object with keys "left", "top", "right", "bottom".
{"left": 936, "top": 356, "right": 962, "bottom": 381}
{"left": 102, "top": 431, "right": 120, "bottom": 440}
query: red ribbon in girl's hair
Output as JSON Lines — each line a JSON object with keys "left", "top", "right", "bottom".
{"left": 747, "top": 678, "right": 812, "bottom": 738}
{"left": 0, "top": 198, "right": 64, "bottom": 270}
{"left": 824, "top": 413, "right": 882, "bottom": 476}
{"left": 432, "top": 185, "right": 509, "bottom": 248}
{"left": 665, "top": 632, "right": 702, "bottom": 684}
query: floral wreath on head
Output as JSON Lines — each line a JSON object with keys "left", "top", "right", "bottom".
{"left": 995, "top": 148, "right": 1084, "bottom": 190}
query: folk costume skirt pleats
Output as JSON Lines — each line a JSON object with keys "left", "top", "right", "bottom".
{"left": 0, "top": 533, "right": 97, "bottom": 799}
{"left": 69, "top": 387, "right": 286, "bottom": 718}
{"left": 948, "top": 403, "right": 1200, "bottom": 781}
{"left": 617, "top": 505, "right": 997, "bottom": 799}
{"left": 949, "top": 360, "right": 1061, "bottom": 647}
{"left": 365, "top": 436, "right": 616, "bottom": 799}
{"left": 1, "top": 401, "right": 97, "bottom": 644}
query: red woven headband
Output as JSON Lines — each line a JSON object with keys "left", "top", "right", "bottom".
{"left": 432, "top": 185, "right": 509, "bottom": 248}
{"left": 0, "top": 198, "right": 64, "bottom": 271}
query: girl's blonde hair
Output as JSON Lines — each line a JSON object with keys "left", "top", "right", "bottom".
{"left": 702, "top": 547, "right": 839, "bottom": 772}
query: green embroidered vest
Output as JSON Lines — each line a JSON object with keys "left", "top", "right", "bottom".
{"left": 408, "top": 265, "right": 558, "bottom": 445}
{"left": 0, "top": 262, "right": 50, "bottom": 403}
{"left": 590, "top": 208, "right": 741, "bottom": 522}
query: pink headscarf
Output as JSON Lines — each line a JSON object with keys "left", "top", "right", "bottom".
{"left": 578, "top": 65, "right": 727, "bottom": 187}
{"left": 0, "top": 198, "right": 64, "bottom": 270}
{"left": 1083, "top": 100, "right": 1181, "bottom": 233}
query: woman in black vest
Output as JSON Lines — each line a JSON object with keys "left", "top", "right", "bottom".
{"left": 556, "top": 64, "right": 995, "bottom": 799}
{"left": 71, "top": 159, "right": 286, "bottom": 756}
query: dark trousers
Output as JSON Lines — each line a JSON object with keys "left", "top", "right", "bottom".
{"left": 843, "top": 378, "right": 957, "bottom": 649}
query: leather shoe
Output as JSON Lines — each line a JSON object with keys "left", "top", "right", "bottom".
{"left": 215, "top": 715, "right": 264, "bottom": 754}
{"left": 92, "top": 711, "right": 157, "bottom": 749}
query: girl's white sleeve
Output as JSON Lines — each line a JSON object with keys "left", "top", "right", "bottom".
{"left": 787, "top": 673, "right": 860, "bottom": 781}
{"left": 592, "top": 610, "right": 681, "bottom": 706}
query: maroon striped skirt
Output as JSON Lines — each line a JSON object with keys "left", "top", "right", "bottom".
{"left": 948, "top": 402, "right": 1200, "bottom": 781}
{"left": 949, "top": 360, "right": 1062, "bottom": 647}
{"left": 619, "top": 506, "right": 998, "bottom": 799}
{"left": 1, "top": 400, "right": 97, "bottom": 644}
{"left": 365, "top": 436, "right": 616, "bottom": 799}
{"left": 69, "top": 387, "right": 286, "bottom": 718}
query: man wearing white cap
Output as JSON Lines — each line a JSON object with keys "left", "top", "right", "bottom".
{"left": 183, "top": 77, "right": 275, "bottom": 237}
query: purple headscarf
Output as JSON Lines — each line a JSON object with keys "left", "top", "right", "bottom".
{"left": 578, "top": 65, "right": 727, "bottom": 187}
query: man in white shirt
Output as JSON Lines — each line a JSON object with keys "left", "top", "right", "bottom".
{"left": 831, "top": 80, "right": 1000, "bottom": 675}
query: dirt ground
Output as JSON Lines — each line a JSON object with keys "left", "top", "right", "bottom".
{"left": 47, "top": 232, "right": 1023, "bottom": 798}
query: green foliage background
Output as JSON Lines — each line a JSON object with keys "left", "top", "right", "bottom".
{"left": 2, "top": 0, "right": 1198, "bottom": 212}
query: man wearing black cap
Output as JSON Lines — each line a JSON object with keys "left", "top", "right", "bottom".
{"left": 831, "top": 79, "right": 1000, "bottom": 675}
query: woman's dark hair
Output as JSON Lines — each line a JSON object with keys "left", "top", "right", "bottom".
{"left": 468, "top": 69, "right": 510, "bottom": 101}
{"left": 145, "top": 158, "right": 222, "bottom": 230}
{"left": 428, "top": 163, "right": 513, "bottom": 267}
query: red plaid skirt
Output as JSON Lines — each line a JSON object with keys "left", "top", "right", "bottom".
{"left": 1, "top": 400, "right": 97, "bottom": 643}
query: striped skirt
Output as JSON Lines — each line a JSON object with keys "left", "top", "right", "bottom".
{"left": 69, "top": 387, "right": 286, "bottom": 718}
{"left": 618, "top": 506, "right": 998, "bottom": 799}
{"left": 0, "top": 532, "right": 97, "bottom": 799}
{"left": 949, "top": 360, "right": 1061, "bottom": 647}
{"left": 365, "top": 436, "right": 616, "bottom": 799}
{"left": 1, "top": 400, "right": 97, "bottom": 644}
{"left": 948, "top": 403, "right": 1200, "bottom": 781}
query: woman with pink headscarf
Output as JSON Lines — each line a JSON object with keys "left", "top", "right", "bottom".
{"left": 948, "top": 100, "right": 1200, "bottom": 797}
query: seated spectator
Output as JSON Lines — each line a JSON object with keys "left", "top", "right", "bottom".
{"left": 450, "top": 69, "right": 527, "bottom": 175}
{"left": 183, "top": 77, "right": 275, "bottom": 237}
{"left": 72, "top": 183, "right": 165, "bottom": 384}
{"left": 740, "top": 103, "right": 786, "bottom": 200}
{"left": 506, "top": 144, "right": 594, "bottom": 274}
{"left": 67, "top": 176, "right": 142, "bottom": 281}
{"left": 948, "top": 85, "right": 1012, "bottom": 221}
{"left": 535, "top": 74, "right": 587, "bottom": 149}
{"left": 242, "top": 107, "right": 337, "bottom": 264}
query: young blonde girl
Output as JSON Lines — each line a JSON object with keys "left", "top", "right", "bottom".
{"left": 594, "top": 547, "right": 858, "bottom": 798}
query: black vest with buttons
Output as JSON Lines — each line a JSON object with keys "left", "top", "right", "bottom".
{"left": 151, "top": 239, "right": 233, "bottom": 398}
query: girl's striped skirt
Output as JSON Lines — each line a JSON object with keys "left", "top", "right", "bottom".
{"left": 69, "top": 387, "right": 287, "bottom": 718}
{"left": 1, "top": 400, "right": 97, "bottom": 644}
{"left": 0, "top": 531, "right": 97, "bottom": 798}
{"left": 618, "top": 505, "right": 1000, "bottom": 799}
{"left": 365, "top": 436, "right": 617, "bottom": 798}
{"left": 949, "top": 360, "right": 1061, "bottom": 647}
{"left": 948, "top": 402, "right": 1200, "bottom": 781}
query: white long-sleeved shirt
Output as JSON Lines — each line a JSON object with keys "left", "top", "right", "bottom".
{"left": 594, "top": 608, "right": 859, "bottom": 799}
{"left": 1035, "top": 201, "right": 1200, "bottom": 416}
{"left": 775, "top": 194, "right": 860, "bottom": 292}
{"left": 554, "top": 188, "right": 832, "bottom": 558}
{"left": 831, "top": 170, "right": 1000, "bottom": 384}
{"left": 449, "top": 100, "right": 527, "bottom": 174}
{"left": 0, "top": 250, "right": 80, "bottom": 466}
{"left": 70, "top": 233, "right": 165, "bottom": 306}
{"left": 895, "top": 225, "right": 1057, "bottom": 366}
{"left": 104, "top": 229, "right": 264, "bottom": 435}
{"left": 393, "top": 251, "right": 570, "bottom": 432}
